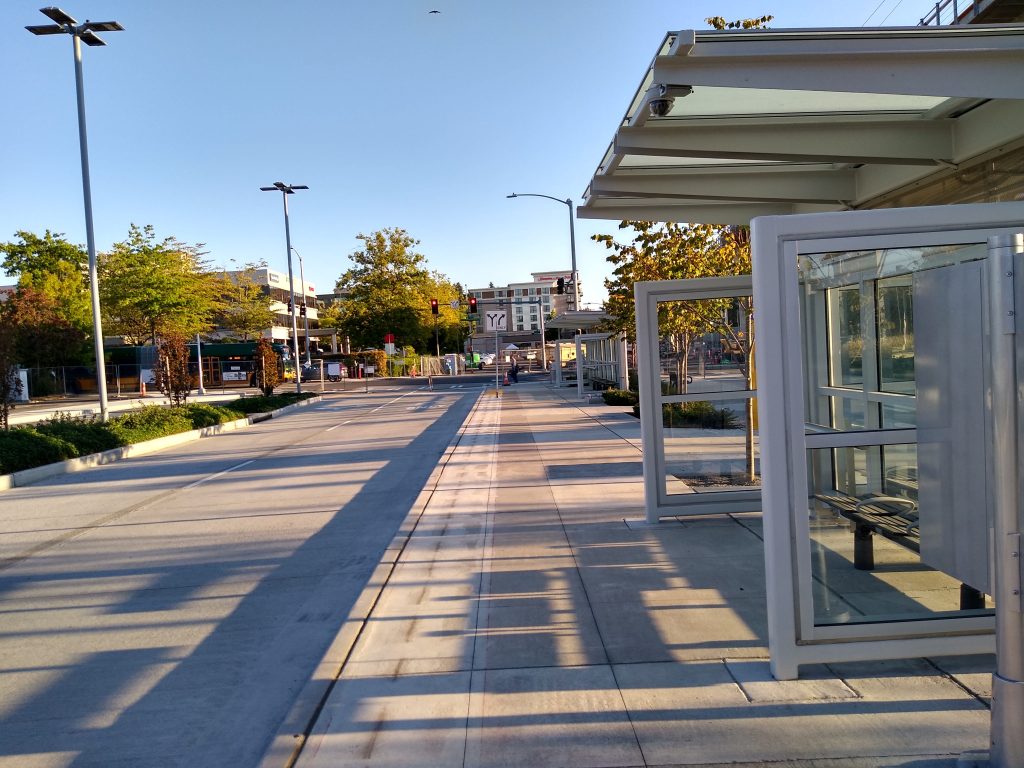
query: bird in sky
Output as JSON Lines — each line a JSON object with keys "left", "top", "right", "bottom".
{"left": 428, "top": 9, "right": 440, "bottom": 13}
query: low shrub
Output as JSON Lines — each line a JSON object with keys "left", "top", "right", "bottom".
{"left": 602, "top": 388, "right": 638, "bottom": 407}
{"left": 106, "top": 405, "right": 194, "bottom": 444}
{"left": 1, "top": 393, "right": 314, "bottom": 476}
{"left": 181, "top": 403, "right": 244, "bottom": 428}
{"left": 0, "top": 428, "right": 79, "bottom": 474}
{"left": 35, "top": 412, "right": 122, "bottom": 456}
{"left": 225, "top": 392, "right": 314, "bottom": 414}
{"left": 631, "top": 400, "right": 740, "bottom": 429}
{"left": 665, "top": 400, "right": 740, "bottom": 429}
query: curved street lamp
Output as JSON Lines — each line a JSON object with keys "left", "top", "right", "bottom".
{"left": 260, "top": 182, "right": 307, "bottom": 393}
{"left": 506, "top": 193, "right": 579, "bottom": 312}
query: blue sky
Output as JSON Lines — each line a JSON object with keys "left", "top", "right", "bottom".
{"left": 2, "top": 0, "right": 925, "bottom": 308}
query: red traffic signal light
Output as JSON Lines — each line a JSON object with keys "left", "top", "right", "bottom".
{"left": 430, "top": 298, "right": 439, "bottom": 314}
{"left": 468, "top": 296, "right": 478, "bottom": 313}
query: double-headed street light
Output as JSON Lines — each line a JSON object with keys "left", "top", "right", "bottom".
{"left": 27, "top": 7, "right": 124, "bottom": 421}
{"left": 506, "top": 193, "right": 580, "bottom": 313}
{"left": 260, "top": 182, "right": 308, "bottom": 394}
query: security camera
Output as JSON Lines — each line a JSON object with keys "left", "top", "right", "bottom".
{"left": 648, "top": 97, "right": 674, "bottom": 117}
{"left": 647, "top": 84, "right": 693, "bottom": 118}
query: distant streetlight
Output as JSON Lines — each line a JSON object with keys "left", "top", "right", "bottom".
{"left": 260, "top": 181, "right": 307, "bottom": 394}
{"left": 27, "top": 6, "right": 124, "bottom": 421}
{"left": 506, "top": 193, "right": 580, "bottom": 312}
{"left": 291, "top": 247, "right": 312, "bottom": 366}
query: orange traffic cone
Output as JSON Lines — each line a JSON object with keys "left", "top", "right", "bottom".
{"left": 140, "top": 380, "right": 146, "bottom": 396}
{"left": 503, "top": 371, "right": 509, "bottom": 386}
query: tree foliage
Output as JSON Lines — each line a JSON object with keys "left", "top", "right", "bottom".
{"left": 100, "top": 224, "right": 224, "bottom": 345}
{"left": 216, "top": 262, "right": 275, "bottom": 341}
{"left": 595, "top": 221, "right": 756, "bottom": 479}
{"left": 705, "top": 14, "right": 773, "bottom": 29}
{"left": 253, "top": 337, "right": 282, "bottom": 396}
{"left": 334, "top": 228, "right": 462, "bottom": 352}
{"left": 0, "top": 229, "right": 87, "bottom": 279}
{"left": 0, "top": 231, "right": 93, "bottom": 363}
{"left": 3, "top": 286, "right": 89, "bottom": 369}
{"left": 0, "top": 301, "right": 23, "bottom": 430}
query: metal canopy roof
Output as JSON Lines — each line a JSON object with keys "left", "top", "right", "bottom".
{"left": 581, "top": 24, "right": 1024, "bottom": 225}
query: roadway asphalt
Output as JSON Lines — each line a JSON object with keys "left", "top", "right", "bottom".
{"left": 278, "top": 380, "right": 996, "bottom": 768}
{"left": 0, "top": 384, "right": 484, "bottom": 768}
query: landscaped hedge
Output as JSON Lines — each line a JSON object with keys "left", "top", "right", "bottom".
{"left": 601, "top": 388, "right": 639, "bottom": 407}
{"left": 631, "top": 400, "right": 740, "bottom": 429}
{"left": 0, "top": 393, "right": 314, "bottom": 475}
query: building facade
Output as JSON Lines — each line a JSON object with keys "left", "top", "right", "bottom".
{"left": 220, "top": 267, "right": 320, "bottom": 349}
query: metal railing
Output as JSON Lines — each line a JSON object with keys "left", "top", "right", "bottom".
{"left": 919, "top": 0, "right": 984, "bottom": 25}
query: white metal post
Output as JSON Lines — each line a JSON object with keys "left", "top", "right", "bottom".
{"left": 195, "top": 334, "right": 206, "bottom": 395}
{"left": 987, "top": 233, "right": 1024, "bottom": 768}
{"left": 294, "top": 247, "right": 311, "bottom": 365}
{"left": 72, "top": 33, "right": 110, "bottom": 421}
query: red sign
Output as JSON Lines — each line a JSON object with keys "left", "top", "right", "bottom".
{"left": 384, "top": 333, "right": 395, "bottom": 344}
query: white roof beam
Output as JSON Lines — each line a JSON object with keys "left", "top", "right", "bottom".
{"left": 590, "top": 169, "right": 856, "bottom": 204}
{"left": 614, "top": 121, "right": 952, "bottom": 165}
{"left": 653, "top": 40, "right": 1024, "bottom": 100}
{"left": 578, "top": 200, "right": 833, "bottom": 225}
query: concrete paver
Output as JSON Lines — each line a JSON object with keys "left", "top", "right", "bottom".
{"left": 288, "top": 382, "right": 995, "bottom": 768}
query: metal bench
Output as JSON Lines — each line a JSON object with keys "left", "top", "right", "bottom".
{"left": 814, "top": 491, "right": 985, "bottom": 610}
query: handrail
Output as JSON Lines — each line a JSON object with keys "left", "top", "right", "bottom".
{"left": 919, "top": 0, "right": 983, "bottom": 26}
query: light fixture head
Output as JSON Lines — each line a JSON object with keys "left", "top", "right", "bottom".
{"left": 40, "top": 6, "right": 77, "bottom": 26}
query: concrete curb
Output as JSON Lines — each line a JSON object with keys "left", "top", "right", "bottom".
{"left": 0, "top": 395, "right": 322, "bottom": 491}
{"left": 257, "top": 388, "right": 489, "bottom": 768}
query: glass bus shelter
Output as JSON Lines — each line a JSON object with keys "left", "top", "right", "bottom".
{"left": 754, "top": 201, "right": 1024, "bottom": 679}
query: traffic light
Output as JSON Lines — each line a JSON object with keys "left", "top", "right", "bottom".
{"left": 287, "top": 300, "right": 294, "bottom": 312}
{"left": 299, "top": 303, "right": 306, "bottom": 317}
{"left": 468, "top": 296, "right": 478, "bottom": 314}
{"left": 556, "top": 277, "right": 565, "bottom": 295}
{"left": 430, "top": 298, "right": 439, "bottom": 315}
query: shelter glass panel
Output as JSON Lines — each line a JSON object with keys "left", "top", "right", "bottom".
{"left": 664, "top": 396, "right": 758, "bottom": 495}
{"left": 798, "top": 240, "right": 995, "bottom": 630}
{"left": 656, "top": 298, "right": 753, "bottom": 397}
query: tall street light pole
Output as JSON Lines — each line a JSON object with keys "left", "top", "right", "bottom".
{"left": 27, "top": 7, "right": 123, "bottom": 422}
{"left": 291, "top": 247, "right": 312, "bottom": 366}
{"left": 260, "top": 182, "right": 307, "bottom": 394}
{"left": 506, "top": 193, "right": 580, "bottom": 312}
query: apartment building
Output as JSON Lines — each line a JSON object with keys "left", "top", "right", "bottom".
{"left": 466, "top": 270, "right": 578, "bottom": 333}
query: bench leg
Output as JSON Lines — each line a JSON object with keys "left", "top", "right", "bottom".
{"left": 960, "top": 584, "right": 986, "bottom": 610}
{"left": 853, "top": 524, "right": 875, "bottom": 570}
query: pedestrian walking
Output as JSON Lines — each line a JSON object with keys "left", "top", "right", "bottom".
{"left": 510, "top": 357, "right": 519, "bottom": 384}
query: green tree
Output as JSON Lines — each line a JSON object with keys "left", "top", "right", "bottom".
{"left": 217, "top": 262, "right": 275, "bottom": 341}
{"left": 595, "top": 222, "right": 757, "bottom": 479}
{"left": 1, "top": 231, "right": 92, "bottom": 356}
{"left": 335, "top": 228, "right": 461, "bottom": 352}
{"left": 153, "top": 333, "right": 192, "bottom": 407}
{"left": 253, "top": 337, "right": 282, "bottom": 396}
{"left": 0, "top": 301, "right": 23, "bottom": 430}
{"left": 100, "top": 224, "right": 224, "bottom": 345}
{"left": 5, "top": 286, "right": 89, "bottom": 370}
{"left": 0, "top": 229, "right": 87, "bottom": 278}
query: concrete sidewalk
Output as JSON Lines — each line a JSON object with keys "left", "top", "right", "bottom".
{"left": 283, "top": 381, "right": 994, "bottom": 768}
